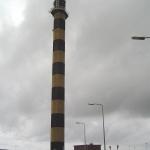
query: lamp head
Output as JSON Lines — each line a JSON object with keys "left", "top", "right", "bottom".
{"left": 132, "top": 36, "right": 146, "bottom": 40}
{"left": 88, "top": 103, "right": 95, "bottom": 105}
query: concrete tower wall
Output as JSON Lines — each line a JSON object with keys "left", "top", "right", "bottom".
{"left": 51, "top": 1, "right": 68, "bottom": 150}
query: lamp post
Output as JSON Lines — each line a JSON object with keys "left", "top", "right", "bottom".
{"left": 88, "top": 103, "right": 106, "bottom": 150}
{"left": 76, "top": 122, "right": 87, "bottom": 149}
{"left": 131, "top": 36, "right": 150, "bottom": 40}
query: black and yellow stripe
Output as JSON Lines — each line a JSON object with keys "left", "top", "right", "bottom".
{"left": 51, "top": 1, "right": 68, "bottom": 150}
{"left": 53, "top": 62, "right": 65, "bottom": 75}
{"left": 53, "top": 39, "right": 65, "bottom": 51}
{"left": 53, "top": 51, "right": 65, "bottom": 63}
{"left": 54, "top": 19, "right": 65, "bottom": 30}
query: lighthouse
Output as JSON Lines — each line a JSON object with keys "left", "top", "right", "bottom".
{"left": 51, "top": 1, "right": 68, "bottom": 150}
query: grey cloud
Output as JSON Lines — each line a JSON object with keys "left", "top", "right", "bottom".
{"left": 0, "top": 0, "right": 150, "bottom": 150}
{"left": 65, "top": 0, "right": 150, "bottom": 118}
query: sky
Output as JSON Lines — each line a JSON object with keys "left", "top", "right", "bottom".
{"left": 0, "top": 0, "right": 150, "bottom": 150}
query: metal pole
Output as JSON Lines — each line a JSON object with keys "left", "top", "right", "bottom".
{"left": 83, "top": 123, "right": 87, "bottom": 146}
{"left": 83, "top": 123, "right": 87, "bottom": 150}
{"left": 101, "top": 104, "right": 106, "bottom": 150}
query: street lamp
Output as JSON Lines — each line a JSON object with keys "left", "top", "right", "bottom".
{"left": 131, "top": 36, "right": 150, "bottom": 40}
{"left": 76, "top": 122, "right": 87, "bottom": 148}
{"left": 88, "top": 103, "right": 106, "bottom": 150}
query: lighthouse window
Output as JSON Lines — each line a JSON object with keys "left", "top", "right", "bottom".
{"left": 54, "top": 0, "right": 65, "bottom": 9}
{"left": 56, "top": 0, "right": 59, "bottom": 8}
{"left": 60, "top": 0, "right": 65, "bottom": 7}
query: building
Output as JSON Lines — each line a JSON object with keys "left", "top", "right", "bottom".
{"left": 74, "top": 144, "right": 101, "bottom": 150}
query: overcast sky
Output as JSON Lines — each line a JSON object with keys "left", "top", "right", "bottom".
{"left": 0, "top": 0, "right": 150, "bottom": 150}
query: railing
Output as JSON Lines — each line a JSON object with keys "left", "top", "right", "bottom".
{"left": 55, "top": 6, "right": 65, "bottom": 10}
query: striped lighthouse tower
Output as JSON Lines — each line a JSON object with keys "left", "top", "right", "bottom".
{"left": 51, "top": 1, "right": 68, "bottom": 150}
